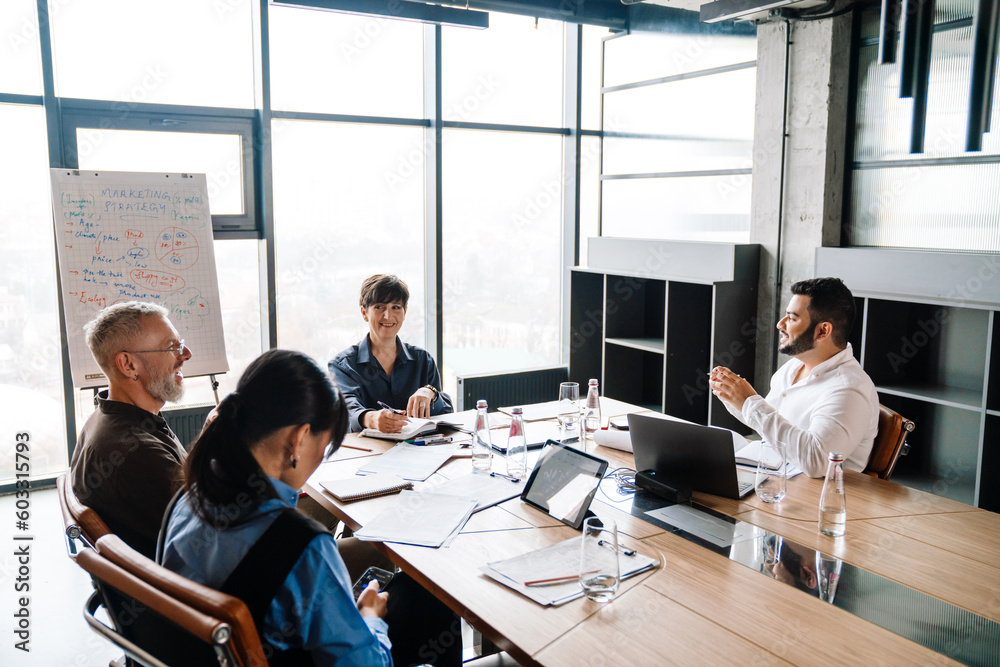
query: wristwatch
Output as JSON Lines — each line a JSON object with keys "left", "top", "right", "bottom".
{"left": 423, "top": 384, "right": 439, "bottom": 402}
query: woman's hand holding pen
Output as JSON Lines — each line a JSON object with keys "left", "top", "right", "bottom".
{"left": 366, "top": 402, "right": 409, "bottom": 433}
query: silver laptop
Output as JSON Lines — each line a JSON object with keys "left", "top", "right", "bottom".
{"left": 627, "top": 413, "right": 757, "bottom": 499}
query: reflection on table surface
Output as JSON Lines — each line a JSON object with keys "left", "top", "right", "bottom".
{"left": 602, "top": 481, "right": 1000, "bottom": 666}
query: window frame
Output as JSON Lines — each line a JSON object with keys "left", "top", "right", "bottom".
{"left": 58, "top": 99, "right": 260, "bottom": 237}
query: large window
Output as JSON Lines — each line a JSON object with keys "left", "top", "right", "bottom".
{"left": 848, "top": 0, "right": 1000, "bottom": 251}
{"left": 443, "top": 13, "right": 564, "bottom": 128}
{"left": 269, "top": 6, "right": 424, "bottom": 118}
{"left": 0, "top": 104, "right": 66, "bottom": 481}
{"left": 598, "top": 24, "right": 757, "bottom": 244}
{"left": 272, "top": 120, "right": 426, "bottom": 363}
{"left": 50, "top": 0, "right": 255, "bottom": 108}
{"left": 0, "top": 0, "right": 42, "bottom": 96}
{"left": 442, "top": 130, "right": 564, "bottom": 385}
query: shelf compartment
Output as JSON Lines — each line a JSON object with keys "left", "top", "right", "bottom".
{"left": 880, "top": 394, "right": 980, "bottom": 506}
{"left": 988, "top": 311, "right": 1000, "bottom": 413}
{"left": 849, "top": 296, "right": 865, "bottom": 362}
{"left": 874, "top": 384, "right": 984, "bottom": 411}
{"left": 603, "top": 344, "right": 664, "bottom": 412}
{"left": 569, "top": 270, "right": 605, "bottom": 387}
{"left": 604, "top": 275, "right": 665, "bottom": 342}
{"left": 664, "top": 282, "right": 712, "bottom": 425}
{"left": 981, "top": 416, "right": 1000, "bottom": 512}
{"left": 605, "top": 337, "right": 665, "bottom": 354}
{"left": 863, "top": 300, "right": 988, "bottom": 410}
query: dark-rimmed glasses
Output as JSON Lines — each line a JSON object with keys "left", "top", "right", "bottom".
{"left": 124, "top": 339, "right": 187, "bottom": 356}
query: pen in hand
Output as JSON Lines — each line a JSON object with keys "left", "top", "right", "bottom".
{"left": 377, "top": 400, "right": 406, "bottom": 416}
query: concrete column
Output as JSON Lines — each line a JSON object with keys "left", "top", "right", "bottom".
{"left": 749, "top": 14, "right": 853, "bottom": 389}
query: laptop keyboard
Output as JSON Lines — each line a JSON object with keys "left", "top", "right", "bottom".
{"left": 736, "top": 470, "right": 756, "bottom": 496}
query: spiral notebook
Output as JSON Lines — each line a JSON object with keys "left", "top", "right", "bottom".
{"left": 320, "top": 474, "right": 413, "bottom": 503}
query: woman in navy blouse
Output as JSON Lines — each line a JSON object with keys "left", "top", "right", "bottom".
{"left": 329, "top": 274, "right": 453, "bottom": 433}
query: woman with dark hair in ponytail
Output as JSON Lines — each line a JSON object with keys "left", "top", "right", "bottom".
{"left": 160, "top": 349, "right": 461, "bottom": 667}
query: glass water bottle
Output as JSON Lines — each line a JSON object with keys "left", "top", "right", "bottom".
{"left": 506, "top": 407, "right": 527, "bottom": 478}
{"left": 818, "top": 452, "right": 847, "bottom": 536}
{"left": 472, "top": 399, "right": 493, "bottom": 472}
{"left": 584, "top": 378, "right": 601, "bottom": 442}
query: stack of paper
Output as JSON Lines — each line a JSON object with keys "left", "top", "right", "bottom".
{"left": 482, "top": 535, "right": 659, "bottom": 606}
{"left": 356, "top": 443, "right": 460, "bottom": 481}
{"left": 425, "top": 472, "right": 525, "bottom": 512}
{"left": 354, "top": 490, "right": 478, "bottom": 548}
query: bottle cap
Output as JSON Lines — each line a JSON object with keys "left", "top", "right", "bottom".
{"left": 476, "top": 399, "right": 488, "bottom": 409}
{"left": 589, "top": 378, "right": 599, "bottom": 385}
{"left": 828, "top": 452, "right": 845, "bottom": 462}
{"left": 511, "top": 407, "right": 523, "bottom": 414}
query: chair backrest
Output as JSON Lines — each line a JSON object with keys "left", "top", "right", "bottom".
{"left": 57, "top": 474, "right": 110, "bottom": 557}
{"left": 863, "top": 404, "right": 915, "bottom": 480}
{"left": 95, "top": 534, "right": 268, "bottom": 667}
{"left": 76, "top": 544, "right": 242, "bottom": 667}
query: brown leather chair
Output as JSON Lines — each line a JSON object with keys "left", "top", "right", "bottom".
{"left": 94, "top": 534, "right": 268, "bottom": 667}
{"left": 863, "top": 404, "right": 915, "bottom": 480}
{"left": 57, "top": 474, "right": 111, "bottom": 557}
{"left": 76, "top": 542, "right": 256, "bottom": 667}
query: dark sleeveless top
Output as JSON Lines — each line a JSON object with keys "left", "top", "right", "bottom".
{"left": 220, "top": 508, "right": 327, "bottom": 666}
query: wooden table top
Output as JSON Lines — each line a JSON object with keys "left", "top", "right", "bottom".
{"left": 303, "top": 411, "right": 997, "bottom": 666}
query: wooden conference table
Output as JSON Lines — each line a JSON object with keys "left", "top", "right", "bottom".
{"left": 303, "top": 399, "right": 1000, "bottom": 666}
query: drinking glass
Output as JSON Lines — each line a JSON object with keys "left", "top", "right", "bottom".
{"left": 579, "top": 516, "right": 620, "bottom": 603}
{"left": 557, "top": 382, "right": 580, "bottom": 441}
{"left": 755, "top": 440, "right": 787, "bottom": 503}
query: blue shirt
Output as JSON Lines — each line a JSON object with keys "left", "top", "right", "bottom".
{"left": 160, "top": 477, "right": 392, "bottom": 667}
{"left": 329, "top": 336, "right": 453, "bottom": 432}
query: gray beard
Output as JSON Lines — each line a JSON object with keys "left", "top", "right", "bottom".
{"left": 147, "top": 371, "right": 184, "bottom": 404}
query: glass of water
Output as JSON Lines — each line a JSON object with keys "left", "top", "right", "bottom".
{"left": 579, "top": 516, "right": 620, "bottom": 603}
{"left": 557, "top": 381, "right": 580, "bottom": 441}
{"left": 754, "top": 440, "right": 787, "bottom": 503}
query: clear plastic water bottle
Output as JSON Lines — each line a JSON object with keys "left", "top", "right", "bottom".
{"left": 584, "top": 379, "right": 601, "bottom": 441}
{"left": 818, "top": 452, "right": 847, "bottom": 536}
{"left": 472, "top": 399, "right": 493, "bottom": 472}
{"left": 506, "top": 407, "right": 527, "bottom": 478}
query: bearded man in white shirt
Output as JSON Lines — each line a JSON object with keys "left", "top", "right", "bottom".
{"left": 709, "top": 277, "right": 879, "bottom": 477}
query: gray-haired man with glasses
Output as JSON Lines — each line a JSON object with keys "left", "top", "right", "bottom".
{"left": 70, "top": 301, "right": 194, "bottom": 558}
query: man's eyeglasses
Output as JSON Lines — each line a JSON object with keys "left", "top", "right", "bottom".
{"left": 124, "top": 339, "right": 187, "bottom": 356}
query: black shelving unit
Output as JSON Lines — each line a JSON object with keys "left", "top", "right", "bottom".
{"left": 570, "top": 239, "right": 760, "bottom": 432}
{"left": 818, "top": 247, "right": 1000, "bottom": 512}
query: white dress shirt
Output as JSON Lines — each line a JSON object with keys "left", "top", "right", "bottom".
{"left": 727, "top": 344, "right": 879, "bottom": 477}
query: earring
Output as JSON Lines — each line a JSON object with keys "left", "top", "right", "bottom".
{"left": 291, "top": 457, "right": 298, "bottom": 469}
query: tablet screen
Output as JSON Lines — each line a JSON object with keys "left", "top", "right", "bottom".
{"left": 520, "top": 440, "right": 609, "bottom": 530}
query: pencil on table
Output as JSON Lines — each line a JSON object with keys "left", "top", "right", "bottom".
{"left": 524, "top": 570, "right": 598, "bottom": 587}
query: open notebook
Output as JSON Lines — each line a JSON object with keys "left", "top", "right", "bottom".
{"left": 360, "top": 418, "right": 436, "bottom": 441}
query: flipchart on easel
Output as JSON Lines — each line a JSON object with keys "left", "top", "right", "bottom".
{"left": 51, "top": 169, "right": 229, "bottom": 388}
